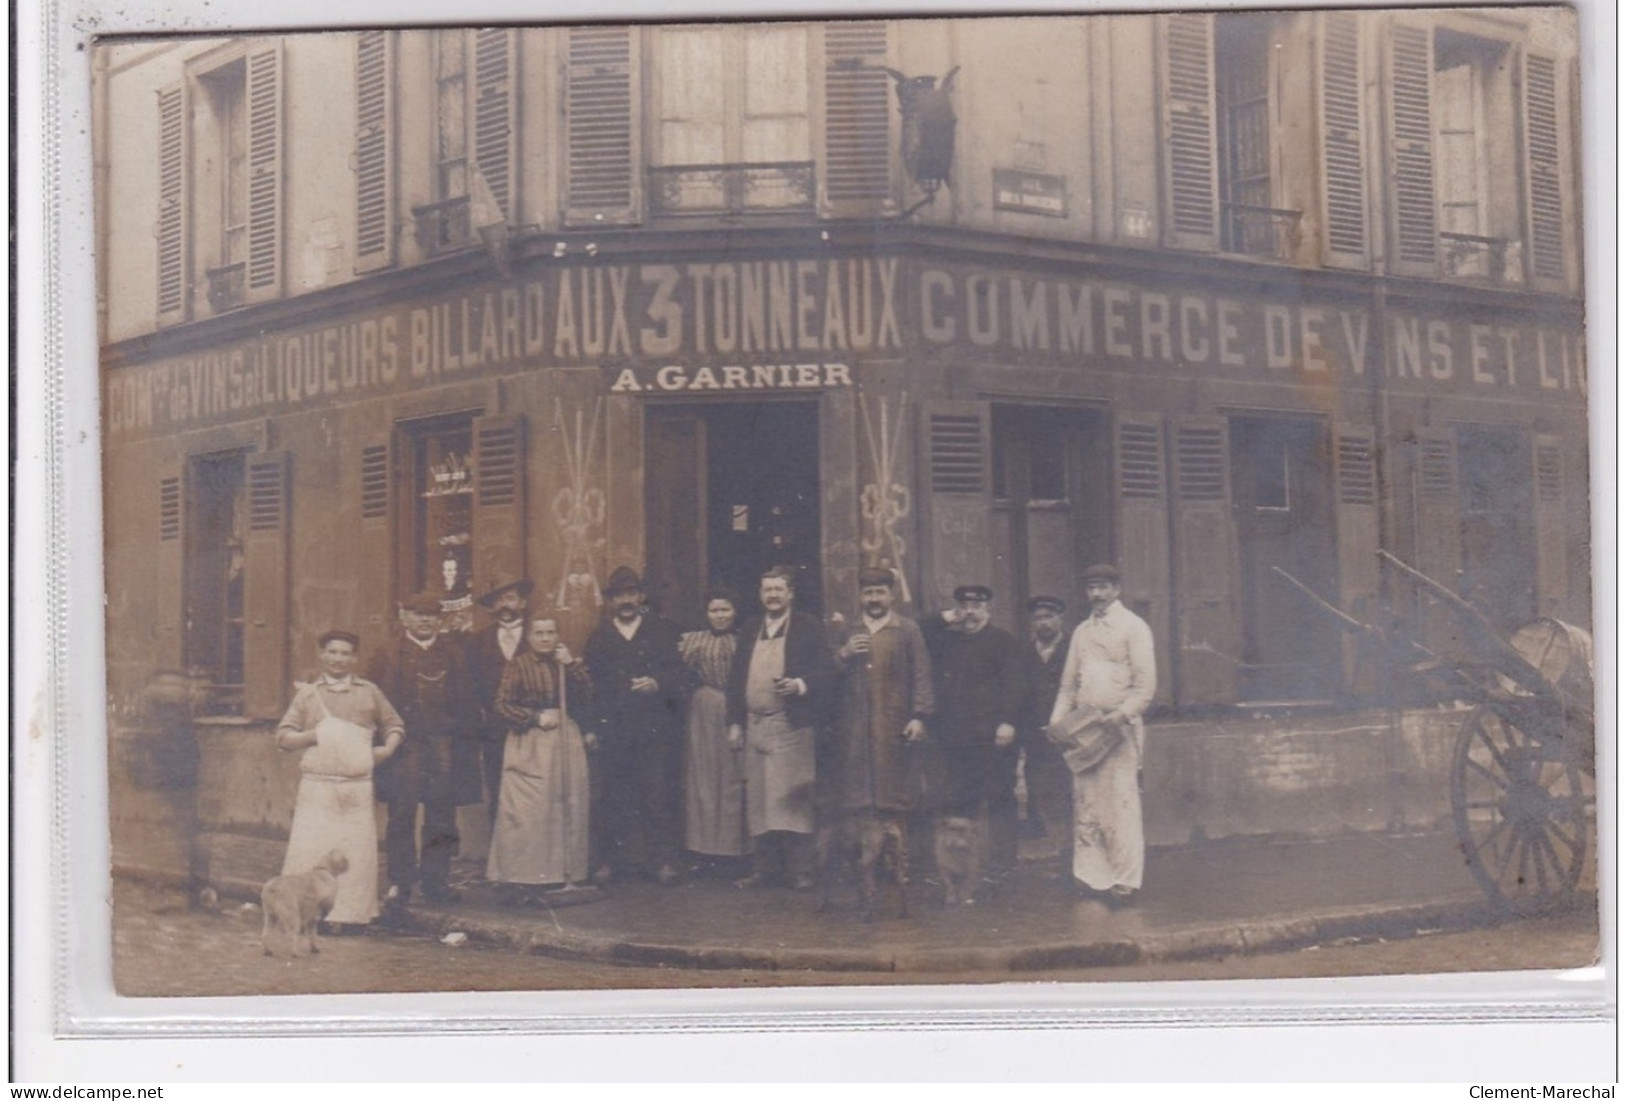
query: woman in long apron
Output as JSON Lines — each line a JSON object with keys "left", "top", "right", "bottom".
{"left": 678, "top": 589, "right": 749, "bottom": 873}
{"left": 487, "top": 615, "right": 594, "bottom": 897}
{"left": 274, "top": 630, "right": 405, "bottom": 929}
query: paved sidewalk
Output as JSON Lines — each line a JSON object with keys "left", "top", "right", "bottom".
{"left": 379, "top": 831, "right": 1545, "bottom": 973}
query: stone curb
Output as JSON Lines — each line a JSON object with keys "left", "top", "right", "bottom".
{"left": 383, "top": 893, "right": 1510, "bottom": 973}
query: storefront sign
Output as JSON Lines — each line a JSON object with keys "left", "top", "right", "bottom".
{"left": 992, "top": 168, "right": 1067, "bottom": 217}
{"left": 105, "top": 252, "right": 1586, "bottom": 438}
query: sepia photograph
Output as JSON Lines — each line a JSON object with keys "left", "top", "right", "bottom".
{"left": 92, "top": 4, "right": 1601, "bottom": 1005}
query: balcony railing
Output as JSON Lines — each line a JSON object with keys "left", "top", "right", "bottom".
{"left": 648, "top": 161, "right": 817, "bottom": 218}
{"left": 1222, "top": 203, "right": 1303, "bottom": 260}
{"left": 1440, "top": 232, "right": 1519, "bottom": 284}
{"left": 413, "top": 196, "right": 474, "bottom": 256}
{"left": 204, "top": 262, "right": 246, "bottom": 314}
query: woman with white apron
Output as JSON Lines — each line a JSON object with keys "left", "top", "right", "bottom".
{"left": 273, "top": 629, "right": 405, "bottom": 929}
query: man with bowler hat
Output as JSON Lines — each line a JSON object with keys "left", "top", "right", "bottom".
{"left": 922, "top": 583, "right": 1026, "bottom": 890}
{"left": 1019, "top": 596, "right": 1074, "bottom": 871}
{"left": 583, "top": 566, "right": 685, "bottom": 885}
{"left": 371, "top": 591, "right": 481, "bottom": 906}
{"left": 466, "top": 573, "right": 536, "bottom": 822}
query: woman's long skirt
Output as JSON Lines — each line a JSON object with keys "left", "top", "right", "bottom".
{"left": 486, "top": 725, "right": 591, "bottom": 886}
{"left": 683, "top": 685, "right": 750, "bottom": 856}
{"left": 281, "top": 774, "right": 379, "bottom": 925}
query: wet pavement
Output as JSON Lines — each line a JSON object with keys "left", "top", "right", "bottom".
{"left": 112, "top": 829, "right": 1601, "bottom": 994}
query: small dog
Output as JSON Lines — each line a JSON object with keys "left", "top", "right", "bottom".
{"left": 934, "top": 816, "right": 984, "bottom": 907}
{"left": 816, "top": 810, "right": 911, "bottom": 922}
{"left": 260, "top": 849, "right": 349, "bottom": 959}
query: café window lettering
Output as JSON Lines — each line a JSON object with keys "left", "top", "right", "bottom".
{"left": 406, "top": 417, "right": 476, "bottom": 631}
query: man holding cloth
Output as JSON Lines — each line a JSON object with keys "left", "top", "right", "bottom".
{"left": 726, "top": 566, "right": 835, "bottom": 889}
{"left": 1048, "top": 563, "right": 1156, "bottom": 905}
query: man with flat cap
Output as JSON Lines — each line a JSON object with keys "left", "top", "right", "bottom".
{"left": 1049, "top": 563, "right": 1156, "bottom": 905}
{"left": 584, "top": 566, "right": 685, "bottom": 885}
{"left": 370, "top": 591, "right": 480, "bottom": 907}
{"left": 466, "top": 573, "right": 536, "bottom": 822}
{"left": 922, "top": 583, "right": 1026, "bottom": 890}
{"left": 831, "top": 566, "right": 934, "bottom": 830}
{"left": 1018, "top": 596, "right": 1074, "bottom": 870}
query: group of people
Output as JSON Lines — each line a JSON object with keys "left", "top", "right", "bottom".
{"left": 272, "top": 559, "right": 1157, "bottom": 932}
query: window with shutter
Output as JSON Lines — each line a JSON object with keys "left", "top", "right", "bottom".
{"left": 1171, "top": 417, "right": 1237, "bottom": 703}
{"left": 1410, "top": 426, "right": 1462, "bottom": 644}
{"left": 244, "top": 45, "right": 282, "bottom": 299}
{"left": 1320, "top": 11, "right": 1368, "bottom": 264}
{"left": 154, "top": 467, "right": 185, "bottom": 665}
{"left": 416, "top": 30, "right": 518, "bottom": 254}
{"left": 1389, "top": 25, "right": 1437, "bottom": 270}
{"left": 156, "top": 84, "right": 188, "bottom": 323}
{"left": 1531, "top": 434, "right": 1569, "bottom": 615}
{"left": 355, "top": 31, "right": 395, "bottom": 272}
{"left": 822, "top": 22, "right": 891, "bottom": 216}
{"left": 565, "top": 25, "right": 640, "bottom": 226}
{"left": 1523, "top": 53, "right": 1566, "bottom": 285}
{"left": 242, "top": 450, "right": 291, "bottom": 718}
{"left": 357, "top": 436, "right": 394, "bottom": 649}
{"left": 1161, "top": 13, "right": 1218, "bottom": 250}
{"left": 472, "top": 414, "right": 527, "bottom": 620}
{"left": 1114, "top": 415, "right": 1173, "bottom": 705}
{"left": 1333, "top": 426, "right": 1380, "bottom": 689}
{"left": 917, "top": 401, "right": 991, "bottom": 611}
{"left": 1214, "top": 14, "right": 1304, "bottom": 259}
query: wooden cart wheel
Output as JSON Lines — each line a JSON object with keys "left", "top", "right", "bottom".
{"left": 1451, "top": 707, "right": 1589, "bottom": 915}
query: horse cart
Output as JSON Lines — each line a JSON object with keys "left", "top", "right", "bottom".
{"left": 1276, "top": 551, "right": 1596, "bottom": 916}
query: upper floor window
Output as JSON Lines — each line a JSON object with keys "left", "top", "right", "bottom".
{"left": 649, "top": 24, "right": 815, "bottom": 217}
{"left": 412, "top": 29, "right": 518, "bottom": 256}
{"left": 156, "top": 41, "right": 283, "bottom": 325}
{"left": 1214, "top": 14, "right": 1301, "bottom": 259}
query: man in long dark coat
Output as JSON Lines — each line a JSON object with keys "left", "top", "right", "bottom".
{"left": 583, "top": 566, "right": 685, "bottom": 885}
{"left": 1018, "top": 595, "right": 1073, "bottom": 869}
{"left": 370, "top": 591, "right": 481, "bottom": 906}
{"left": 831, "top": 566, "right": 934, "bottom": 818}
{"left": 921, "top": 584, "right": 1026, "bottom": 887}
{"left": 464, "top": 574, "right": 535, "bottom": 822}
{"left": 725, "top": 565, "right": 837, "bottom": 889}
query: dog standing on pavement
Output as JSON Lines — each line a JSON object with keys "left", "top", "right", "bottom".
{"left": 260, "top": 849, "right": 349, "bottom": 959}
{"left": 934, "top": 815, "right": 984, "bottom": 907}
{"left": 817, "top": 810, "right": 911, "bottom": 922}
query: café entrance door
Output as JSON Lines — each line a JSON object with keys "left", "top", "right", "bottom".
{"left": 645, "top": 401, "right": 823, "bottom": 630}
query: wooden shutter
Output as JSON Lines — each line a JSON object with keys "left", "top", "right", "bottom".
{"left": 471, "top": 414, "right": 527, "bottom": 601}
{"left": 473, "top": 29, "right": 519, "bottom": 223}
{"left": 357, "top": 436, "right": 394, "bottom": 651}
{"left": 916, "top": 401, "right": 992, "bottom": 612}
{"left": 154, "top": 467, "right": 185, "bottom": 665}
{"left": 1161, "top": 12, "right": 1218, "bottom": 250}
{"left": 1171, "top": 416, "right": 1237, "bottom": 704}
{"left": 1389, "top": 24, "right": 1437, "bottom": 272}
{"left": 355, "top": 31, "right": 396, "bottom": 273}
{"left": 156, "top": 82, "right": 189, "bottom": 325}
{"left": 822, "top": 21, "right": 892, "bottom": 217}
{"left": 1334, "top": 425, "right": 1380, "bottom": 686}
{"left": 244, "top": 42, "right": 284, "bottom": 301}
{"left": 1531, "top": 433, "right": 1568, "bottom": 616}
{"left": 1409, "top": 426, "right": 1462, "bottom": 651}
{"left": 1115, "top": 414, "right": 1173, "bottom": 705}
{"left": 1522, "top": 51, "right": 1566, "bottom": 288}
{"left": 565, "top": 25, "right": 640, "bottom": 226}
{"left": 242, "top": 450, "right": 291, "bottom": 718}
{"left": 1320, "top": 11, "right": 1368, "bottom": 266}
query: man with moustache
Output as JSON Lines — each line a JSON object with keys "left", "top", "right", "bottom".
{"left": 726, "top": 566, "right": 836, "bottom": 890}
{"left": 583, "top": 566, "right": 685, "bottom": 885}
{"left": 371, "top": 591, "right": 481, "bottom": 907}
{"left": 921, "top": 584, "right": 1026, "bottom": 890}
{"left": 1018, "top": 596, "right": 1074, "bottom": 872}
{"left": 1049, "top": 564, "right": 1156, "bottom": 905}
{"left": 831, "top": 566, "right": 934, "bottom": 824}
{"left": 465, "top": 574, "right": 535, "bottom": 822}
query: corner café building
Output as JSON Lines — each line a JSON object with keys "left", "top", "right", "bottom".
{"left": 105, "top": 225, "right": 1589, "bottom": 713}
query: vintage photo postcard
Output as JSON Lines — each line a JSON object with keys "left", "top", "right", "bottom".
{"left": 92, "top": 3, "right": 1604, "bottom": 1011}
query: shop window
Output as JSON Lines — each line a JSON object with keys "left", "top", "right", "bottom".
{"left": 156, "top": 42, "right": 283, "bottom": 323}
{"left": 183, "top": 452, "right": 248, "bottom": 715}
{"left": 404, "top": 418, "right": 477, "bottom": 631}
{"left": 413, "top": 29, "right": 517, "bottom": 255}
{"left": 649, "top": 24, "right": 815, "bottom": 217}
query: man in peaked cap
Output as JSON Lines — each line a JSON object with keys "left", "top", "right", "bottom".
{"left": 583, "top": 566, "right": 685, "bottom": 885}
{"left": 466, "top": 573, "right": 536, "bottom": 824}
{"left": 1049, "top": 563, "right": 1156, "bottom": 905}
{"left": 369, "top": 590, "right": 480, "bottom": 907}
{"left": 921, "top": 583, "right": 1026, "bottom": 893}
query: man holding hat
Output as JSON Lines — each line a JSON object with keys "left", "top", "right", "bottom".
{"left": 922, "top": 583, "right": 1026, "bottom": 888}
{"left": 370, "top": 591, "right": 481, "bottom": 907}
{"left": 467, "top": 573, "right": 536, "bottom": 822}
{"left": 1019, "top": 596, "right": 1074, "bottom": 869}
{"left": 583, "top": 566, "right": 685, "bottom": 885}
{"left": 830, "top": 566, "right": 935, "bottom": 832}
{"left": 1049, "top": 563, "right": 1156, "bottom": 904}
